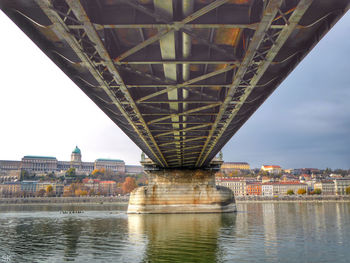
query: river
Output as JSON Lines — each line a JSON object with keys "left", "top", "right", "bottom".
{"left": 0, "top": 203, "right": 349, "bottom": 262}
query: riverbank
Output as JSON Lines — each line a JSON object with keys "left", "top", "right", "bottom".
{"left": 1, "top": 195, "right": 350, "bottom": 205}
{"left": 235, "top": 195, "right": 350, "bottom": 203}
{"left": 0, "top": 196, "right": 129, "bottom": 205}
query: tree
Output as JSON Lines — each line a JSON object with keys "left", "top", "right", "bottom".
{"left": 46, "top": 185, "right": 54, "bottom": 197}
{"left": 345, "top": 186, "right": 350, "bottom": 195}
{"left": 297, "top": 188, "right": 307, "bottom": 195}
{"left": 314, "top": 188, "right": 322, "bottom": 195}
{"left": 286, "top": 189, "right": 294, "bottom": 195}
{"left": 92, "top": 168, "right": 106, "bottom": 176}
{"left": 36, "top": 189, "right": 46, "bottom": 197}
{"left": 75, "top": 189, "right": 88, "bottom": 196}
{"left": 324, "top": 168, "right": 332, "bottom": 175}
{"left": 122, "top": 177, "right": 137, "bottom": 194}
{"left": 46, "top": 185, "right": 53, "bottom": 193}
{"left": 215, "top": 172, "right": 224, "bottom": 178}
{"left": 66, "top": 168, "right": 76, "bottom": 177}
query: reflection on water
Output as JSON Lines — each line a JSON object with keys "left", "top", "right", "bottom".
{"left": 0, "top": 203, "right": 350, "bottom": 262}
{"left": 128, "top": 213, "right": 236, "bottom": 262}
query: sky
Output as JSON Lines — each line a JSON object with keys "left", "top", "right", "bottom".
{"left": 0, "top": 10, "right": 349, "bottom": 169}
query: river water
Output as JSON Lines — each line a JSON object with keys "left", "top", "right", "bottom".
{"left": 0, "top": 202, "right": 349, "bottom": 263}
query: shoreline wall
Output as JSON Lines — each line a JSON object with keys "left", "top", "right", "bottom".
{"left": 0, "top": 196, "right": 128, "bottom": 204}
{"left": 236, "top": 195, "right": 350, "bottom": 203}
{"left": 1, "top": 195, "right": 350, "bottom": 205}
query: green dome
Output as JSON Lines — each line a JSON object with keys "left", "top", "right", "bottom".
{"left": 72, "top": 146, "right": 81, "bottom": 154}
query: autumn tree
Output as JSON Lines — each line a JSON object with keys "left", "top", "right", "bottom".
{"left": 75, "top": 189, "right": 88, "bottom": 196}
{"left": 297, "top": 188, "right": 307, "bottom": 195}
{"left": 92, "top": 168, "right": 105, "bottom": 177}
{"left": 286, "top": 189, "right": 294, "bottom": 195}
{"left": 215, "top": 172, "right": 224, "bottom": 178}
{"left": 345, "top": 186, "right": 350, "bottom": 195}
{"left": 314, "top": 188, "right": 322, "bottom": 195}
{"left": 122, "top": 177, "right": 137, "bottom": 194}
{"left": 46, "top": 185, "right": 53, "bottom": 193}
{"left": 46, "top": 185, "right": 54, "bottom": 197}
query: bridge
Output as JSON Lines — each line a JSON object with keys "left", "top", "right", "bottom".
{"left": 1, "top": 0, "right": 349, "bottom": 213}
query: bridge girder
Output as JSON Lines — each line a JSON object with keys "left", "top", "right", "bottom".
{"left": 1, "top": 0, "right": 349, "bottom": 168}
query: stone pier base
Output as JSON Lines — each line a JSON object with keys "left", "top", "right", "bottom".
{"left": 127, "top": 169, "right": 236, "bottom": 214}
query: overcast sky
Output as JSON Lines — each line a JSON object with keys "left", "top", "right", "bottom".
{"left": 0, "top": 11, "right": 349, "bottom": 169}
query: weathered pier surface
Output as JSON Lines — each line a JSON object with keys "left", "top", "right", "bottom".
{"left": 128, "top": 169, "right": 236, "bottom": 214}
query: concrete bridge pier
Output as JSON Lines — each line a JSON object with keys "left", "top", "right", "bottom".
{"left": 127, "top": 169, "right": 236, "bottom": 214}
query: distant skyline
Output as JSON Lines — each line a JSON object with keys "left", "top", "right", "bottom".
{"left": 0, "top": 11, "right": 349, "bottom": 169}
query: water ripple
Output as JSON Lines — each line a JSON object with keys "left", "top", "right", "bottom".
{"left": 0, "top": 203, "right": 350, "bottom": 262}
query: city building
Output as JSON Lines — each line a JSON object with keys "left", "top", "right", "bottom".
{"left": 99, "top": 181, "right": 117, "bottom": 195}
{"left": 94, "top": 159, "right": 125, "bottom": 173}
{"left": 0, "top": 182, "right": 21, "bottom": 196}
{"left": 216, "top": 177, "right": 257, "bottom": 196}
{"left": 21, "top": 181, "right": 38, "bottom": 194}
{"left": 314, "top": 180, "right": 335, "bottom": 195}
{"left": 221, "top": 162, "right": 250, "bottom": 174}
{"left": 262, "top": 183, "right": 273, "bottom": 196}
{"left": 0, "top": 146, "right": 143, "bottom": 177}
{"left": 0, "top": 160, "right": 21, "bottom": 171}
{"left": 246, "top": 182, "right": 262, "bottom": 196}
{"left": 125, "top": 165, "right": 144, "bottom": 175}
{"left": 0, "top": 169, "right": 20, "bottom": 182}
{"left": 262, "top": 182, "right": 308, "bottom": 196}
{"left": 35, "top": 182, "right": 64, "bottom": 196}
{"left": 292, "top": 168, "right": 320, "bottom": 175}
{"left": 261, "top": 165, "right": 282, "bottom": 175}
{"left": 21, "top": 156, "right": 57, "bottom": 173}
{"left": 82, "top": 178, "right": 100, "bottom": 193}
{"left": 334, "top": 177, "right": 350, "bottom": 195}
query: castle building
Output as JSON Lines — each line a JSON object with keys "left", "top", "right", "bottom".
{"left": 220, "top": 162, "right": 250, "bottom": 174}
{"left": 71, "top": 146, "right": 82, "bottom": 163}
{"left": 0, "top": 146, "right": 143, "bottom": 177}
{"left": 21, "top": 156, "right": 58, "bottom": 173}
{"left": 261, "top": 165, "right": 282, "bottom": 175}
{"left": 94, "top": 158, "right": 125, "bottom": 173}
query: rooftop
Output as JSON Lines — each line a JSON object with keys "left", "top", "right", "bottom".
{"left": 23, "top": 156, "right": 57, "bottom": 160}
{"left": 223, "top": 162, "right": 249, "bottom": 165}
{"left": 72, "top": 146, "right": 81, "bottom": 154}
{"left": 96, "top": 158, "right": 124, "bottom": 163}
{"left": 262, "top": 165, "right": 281, "bottom": 169}
{"left": 100, "top": 181, "right": 117, "bottom": 184}
{"left": 263, "top": 181, "right": 306, "bottom": 185}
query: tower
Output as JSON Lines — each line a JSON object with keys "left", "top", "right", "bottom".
{"left": 71, "top": 146, "right": 82, "bottom": 163}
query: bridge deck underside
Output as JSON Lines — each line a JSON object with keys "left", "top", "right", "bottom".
{"left": 1, "top": 0, "right": 349, "bottom": 168}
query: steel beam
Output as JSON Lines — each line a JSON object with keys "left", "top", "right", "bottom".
{"left": 195, "top": 0, "right": 284, "bottom": 166}
{"left": 68, "top": 23, "right": 259, "bottom": 30}
{"left": 117, "top": 60, "right": 239, "bottom": 65}
{"left": 114, "top": 0, "right": 230, "bottom": 62}
{"left": 162, "top": 145, "right": 203, "bottom": 153}
{"left": 154, "top": 124, "right": 212, "bottom": 137}
{"left": 137, "top": 100, "right": 222, "bottom": 104}
{"left": 158, "top": 136, "right": 207, "bottom": 147}
{"left": 127, "top": 84, "right": 232, "bottom": 88}
{"left": 136, "top": 65, "right": 236, "bottom": 102}
{"left": 147, "top": 103, "right": 220, "bottom": 124}
{"left": 35, "top": 0, "right": 168, "bottom": 167}
{"left": 196, "top": 0, "right": 314, "bottom": 166}
{"left": 166, "top": 152, "right": 201, "bottom": 159}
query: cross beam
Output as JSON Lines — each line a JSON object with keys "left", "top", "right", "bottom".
{"left": 196, "top": 0, "right": 314, "bottom": 166}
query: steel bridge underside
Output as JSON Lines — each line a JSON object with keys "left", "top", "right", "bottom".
{"left": 1, "top": 0, "right": 349, "bottom": 168}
